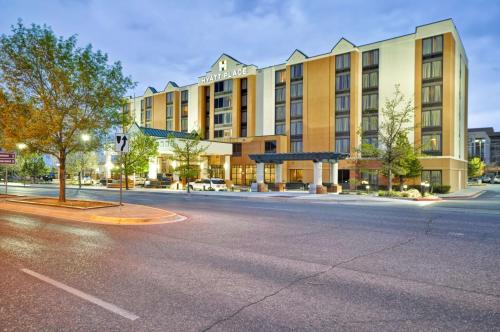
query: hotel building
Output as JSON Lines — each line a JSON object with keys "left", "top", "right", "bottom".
{"left": 125, "top": 19, "right": 468, "bottom": 192}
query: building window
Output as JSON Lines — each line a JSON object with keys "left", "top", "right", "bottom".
{"left": 362, "top": 93, "right": 378, "bottom": 111}
{"left": 290, "top": 119, "right": 303, "bottom": 136}
{"left": 422, "top": 170, "right": 442, "bottom": 185}
{"left": 422, "top": 133, "right": 442, "bottom": 153}
{"left": 181, "top": 90, "right": 188, "bottom": 103}
{"left": 145, "top": 96, "right": 152, "bottom": 108}
{"left": 166, "top": 92, "right": 174, "bottom": 104}
{"left": 275, "top": 70, "right": 286, "bottom": 84}
{"left": 291, "top": 100, "right": 303, "bottom": 118}
{"left": 290, "top": 140, "right": 303, "bottom": 152}
{"left": 214, "top": 112, "right": 231, "bottom": 125}
{"left": 214, "top": 96, "right": 232, "bottom": 109}
{"left": 275, "top": 123, "right": 286, "bottom": 135}
{"left": 335, "top": 138, "right": 349, "bottom": 153}
{"left": 290, "top": 63, "right": 303, "bottom": 80}
{"left": 275, "top": 86, "right": 286, "bottom": 103}
{"left": 361, "top": 170, "right": 379, "bottom": 185}
{"left": 335, "top": 116, "right": 349, "bottom": 133}
{"left": 362, "top": 71, "right": 378, "bottom": 89}
{"left": 362, "top": 50, "right": 379, "bottom": 68}
{"left": 423, "top": 35, "right": 443, "bottom": 56}
{"left": 362, "top": 136, "right": 378, "bottom": 148}
{"left": 265, "top": 140, "right": 277, "bottom": 153}
{"left": 232, "top": 143, "right": 242, "bottom": 156}
{"left": 244, "top": 165, "right": 256, "bottom": 186}
{"left": 231, "top": 165, "right": 243, "bottom": 185}
{"left": 289, "top": 169, "right": 303, "bottom": 182}
{"left": 335, "top": 95, "right": 350, "bottom": 112}
{"left": 422, "top": 84, "right": 442, "bottom": 104}
{"left": 362, "top": 115, "right": 378, "bottom": 132}
{"left": 241, "top": 78, "right": 247, "bottom": 90}
{"left": 423, "top": 59, "right": 442, "bottom": 80}
{"left": 215, "top": 79, "right": 233, "bottom": 94}
{"left": 290, "top": 81, "right": 303, "bottom": 98}
{"left": 336, "top": 53, "right": 350, "bottom": 70}
{"left": 335, "top": 73, "right": 350, "bottom": 91}
{"left": 275, "top": 104, "right": 286, "bottom": 121}
{"left": 422, "top": 108, "right": 441, "bottom": 128}
{"left": 214, "top": 130, "right": 225, "bottom": 138}
{"left": 264, "top": 164, "right": 275, "bottom": 183}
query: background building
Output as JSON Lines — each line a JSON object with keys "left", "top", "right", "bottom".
{"left": 125, "top": 19, "right": 468, "bottom": 192}
{"left": 468, "top": 127, "right": 500, "bottom": 173}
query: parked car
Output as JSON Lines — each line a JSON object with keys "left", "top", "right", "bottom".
{"left": 481, "top": 175, "right": 492, "bottom": 183}
{"left": 82, "top": 176, "right": 95, "bottom": 185}
{"left": 189, "top": 178, "right": 227, "bottom": 191}
{"left": 493, "top": 175, "right": 500, "bottom": 184}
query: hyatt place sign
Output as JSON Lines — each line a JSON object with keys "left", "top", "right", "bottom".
{"left": 200, "top": 67, "right": 248, "bottom": 84}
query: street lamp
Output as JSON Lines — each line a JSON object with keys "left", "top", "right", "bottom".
{"left": 79, "top": 134, "right": 91, "bottom": 188}
{"left": 16, "top": 143, "right": 27, "bottom": 186}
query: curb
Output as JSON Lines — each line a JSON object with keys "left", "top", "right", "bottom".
{"left": 441, "top": 190, "right": 486, "bottom": 200}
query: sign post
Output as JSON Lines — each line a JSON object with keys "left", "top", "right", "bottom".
{"left": 115, "top": 134, "right": 129, "bottom": 206}
{"left": 0, "top": 152, "right": 16, "bottom": 195}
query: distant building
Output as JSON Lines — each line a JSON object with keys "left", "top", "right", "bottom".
{"left": 468, "top": 127, "right": 500, "bottom": 172}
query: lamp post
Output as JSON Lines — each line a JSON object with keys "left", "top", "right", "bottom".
{"left": 79, "top": 134, "right": 90, "bottom": 189}
{"left": 16, "top": 143, "right": 27, "bottom": 186}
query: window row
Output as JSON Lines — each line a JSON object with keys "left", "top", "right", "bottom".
{"left": 362, "top": 71, "right": 378, "bottom": 89}
{"left": 362, "top": 93, "right": 378, "bottom": 111}
{"left": 336, "top": 73, "right": 350, "bottom": 91}
{"left": 423, "top": 35, "right": 443, "bottom": 56}
{"left": 214, "top": 96, "right": 232, "bottom": 109}
{"left": 422, "top": 108, "right": 441, "bottom": 128}
{"left": 336, "top": 53, "right": 350, "bottom": 70}
{"left": 275, "top": 70, "right": 286, "bottom": 84}
{"left": 422, "top": 59, "right": 442, "bottom": 80}
{"left": 214, "top": 79, "right": 233, "bottom": 93}
{"left": 291, "top": 101, "right": 302, "bottom": 118}
{"left": 275, "top": 105, "right": 285, "bottom": 121}
{"left": 275, "top": 86, "right": 286, "bottom": 103}
{"left": 290, "top": 119, "right": 303, "bottom": 136}
{"left": 214, "top": 128, "right": 231, "bottom": 138}
{"left": 290, "top": 63, "right": 303, "bottom": 80}
{"left": 422, "top": 170, "right": 442, "bottom": 185}
{"left": 335, "top": 116, "right": 349, "bottom": 133}
{"left": 166, "top": 93, "right": 174, "bottom": 104}
{"left": 422, "top": 132, "right": 441, "bottom": 153}
{"left": 336, "top": 94, "right": 350, "bottom": 112}
{"left": 214, "top": 112, "right": 232, "bottom": 126}
{"left": 335, "top": 138, "right": 350, "bottom": 153}
{"left": 181, "top": 90, "right": 188, "bottom": 103}
{"left": 362, "top": 49, "right": 379, "bottom": 68}
{"left": 362, "top": 114, "right": 378, "bottom": 132}
{"left": 290, "top": 81, "right": 303, "bottom": 98}
{"left": 422, "top": 84, "right": 442, "bottom": 104}
{"left": 290, "top": 139, "right": 303, "bottom": 152}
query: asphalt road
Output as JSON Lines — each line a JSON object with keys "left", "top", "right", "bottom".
{"left": 1, "top": 185, "right": 499, "bottom": 331}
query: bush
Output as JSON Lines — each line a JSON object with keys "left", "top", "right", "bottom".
{"left": 405, "top": 188, "right": 422, "bottom": 198}
{"left": 431, "top": 185, "right": 451, "bottom": 194}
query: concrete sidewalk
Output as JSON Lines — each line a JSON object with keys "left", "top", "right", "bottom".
{"left": 0, "top": 196, "right": 185, "bottom": 225}
{"left": 437, "top": 186, "right": 486, "bottom": 199}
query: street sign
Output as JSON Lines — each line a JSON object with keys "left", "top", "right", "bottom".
{"left": 0, "top": 159, "right": 16, "bottom": 165}
{"left": 0, "top": 152, "right": 16, "bottom": 159}
{"left": 115, "top": 133, "right": 129, "bottom": 153}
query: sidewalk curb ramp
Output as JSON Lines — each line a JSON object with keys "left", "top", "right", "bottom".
{"left": 441, "top": 190, "right": 486, "bottom": 200}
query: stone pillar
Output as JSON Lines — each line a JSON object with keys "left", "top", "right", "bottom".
{"left": 148, "top": 157, "right": 158, "bottom": 180}
{"left": 275, "top": 163, "right": 285, "bottom": 192}
{"left": 328, "top": 161, "right": 342, "bottom": 193}
{"left": 252, "top": 162, "right": 268, "bottom": 192}
{"left": 224, "top": 155, "right": 231, "bottom": 180}
{"left": 200, "top": 158, "right": 208, "bottom": 179}
{"left": 309, "top": 161, "right": 326, "bottom": 194}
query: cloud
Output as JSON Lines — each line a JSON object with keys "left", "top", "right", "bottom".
{"left": 1, "top": 0, "right": 499, "bottom": 129}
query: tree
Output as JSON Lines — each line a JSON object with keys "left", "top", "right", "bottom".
{"left": 0, "top": 22, "right": 134, "bottom": 201}
{"left": 393, "top": 133, "right": 422, "bottom": 188}
{"left": 378, "top": 85, "right": 415, "bottom": 191}
{"left": 66, "top": 151, "right": 98, "bottom": 188}
{"left": 118, "top": 132, "right": 159, "bottom": 189}
{"left": 19, "top": 153, "right": 49, "bottom": 183}
{"left": 167, "top": 131, "right": 208, "bottom": 193}
{"left": 468, "top": 157, "right": 484, "bottom": 178}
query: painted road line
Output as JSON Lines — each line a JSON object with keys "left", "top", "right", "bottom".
{"left": 21, "top": 268, "right": 139, "bottom": 321}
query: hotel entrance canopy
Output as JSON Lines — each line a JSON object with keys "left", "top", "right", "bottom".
{"left": 248, "top": 152, "right": 349, "bottom": 164}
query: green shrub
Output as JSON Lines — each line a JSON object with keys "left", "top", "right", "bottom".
{"left": 431, "top": 185, "right": 451, "bottom": 194}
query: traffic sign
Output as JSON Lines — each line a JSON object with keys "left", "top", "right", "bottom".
{"left": 0, "top": 159, "right": 16, "bottom": 165}
{"left": 115, "top": 133, "right": 129, "bottom": 153}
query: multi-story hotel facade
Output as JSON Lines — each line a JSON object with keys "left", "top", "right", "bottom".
{"left": 125, "top": 19, "right": 468, "bottom": 192}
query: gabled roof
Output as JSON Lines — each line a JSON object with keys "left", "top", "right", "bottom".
{"left": 144, "top": 86, "right": 157, "bottom": 95}
{"left": 287, "top": 49, "right": 308, "bottom": 62}
{"left": 331, "top": 38, "right": 356, "bottom": 54}
{"left": 139, "top": 127, "right": 193, "bottom": 139}
{"left": 210, "top": 53, "right": 243, "bottom": 68}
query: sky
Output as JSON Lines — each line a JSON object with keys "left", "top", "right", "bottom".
{"left": 1, "top": 0, "right": 499, "bottom": 130}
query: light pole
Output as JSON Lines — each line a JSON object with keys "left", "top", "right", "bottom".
{"left": 16, "top": 143, "right": 27, "bottom": 186}
{"left": 80, "top": 134, "right": 90, "bottom": 189}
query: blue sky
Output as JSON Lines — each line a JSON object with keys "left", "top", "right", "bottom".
{"left": 1, "top": 0, "right": 499, "bottom": 129}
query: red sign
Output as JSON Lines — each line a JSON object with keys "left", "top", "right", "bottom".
{"left": 0, "top": 152, "right": 16, "bottom": 159}
{"left": 0, "top": 159, "right": 15, "bottom": 164}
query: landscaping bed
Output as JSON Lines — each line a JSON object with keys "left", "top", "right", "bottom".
{"left": 6, "top": 197, "right": 118, "bottom": 209}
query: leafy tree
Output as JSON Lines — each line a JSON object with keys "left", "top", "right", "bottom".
{"left": 66, "top": 151, "right": 98, "bottom": 188}
{"left": 0, "top": 22, "right": 134, "bottom": 201}
{"left": 468, "top": 157, "right": 484, "bottom": 178}
{"left": 377, "top": 85, "right": 415, "bottom": 191}
{"left": 118, "top": 131, "right": 159, "bottom": 189}
{"left": 392, "top": 133, "right": 422, "bottom": 188}
{"left": 19, "top": 153, "right": 49, "bottom": 183}
{"left": 167, "top": 131, "right": 208, "bottom": 193}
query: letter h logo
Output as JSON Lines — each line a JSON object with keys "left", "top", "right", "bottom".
{"left": 219, "top": 59, "right": 227, "bottom": 71}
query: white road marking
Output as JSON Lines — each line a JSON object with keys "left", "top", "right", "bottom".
{"left": 448, "top": 232, "right": 465, "bottom": 237}
{"left": 21, "top": 268, "right": 139, "bottom": 321}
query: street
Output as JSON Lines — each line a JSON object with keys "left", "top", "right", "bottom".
{"left": 1, "top": 185, "right": 500, "bottom": 331}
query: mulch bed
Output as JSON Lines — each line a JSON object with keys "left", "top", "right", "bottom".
{"left": 6, "top": 197, "right": 118, "bottom": 210}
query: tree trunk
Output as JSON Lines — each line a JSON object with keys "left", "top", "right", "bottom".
{"left": 388, "top": 168, "right": 393, "bottom": 192}
{"left": 124, "top": 158, "right": 129, "bottom": 190}
{"left": 78, "top": 170, "right": 82, "bottom": 189}
{"left": 399, "top": 176, "right": 404, "bottom": 190}
{"left": 59, "top": 151, "right": 66, "bottom": 202}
